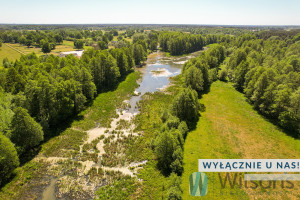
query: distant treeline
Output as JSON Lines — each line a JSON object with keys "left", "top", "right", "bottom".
{"left": 0, "top": 29, "right": 117, "bottom": 50}
{"left": 0, "top": 29, "right": 160, "bottom": 54}
{"left": 159, "top": 31, "right": 232, "bottom": 55}
{"left": 1, "top": 24, "right": 298, "bottom": 34}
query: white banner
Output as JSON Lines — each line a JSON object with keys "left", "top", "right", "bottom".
{"left": 198, "top": 159, "right": 300, "bottom": 172}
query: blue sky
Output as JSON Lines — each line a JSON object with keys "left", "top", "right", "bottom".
{"left": 0, "top": 0, "right": 299, "bottom": 25}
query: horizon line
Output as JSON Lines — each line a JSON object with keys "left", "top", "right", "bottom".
{"left": 0, "top": 23, "right": 300, "bottom": 27}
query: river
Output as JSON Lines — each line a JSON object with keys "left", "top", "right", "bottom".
{"left": 128, "top": 49, "right": 205, "bottom": 114}
{"left": 41, "top": 49, "right": 205, "bottom": 200}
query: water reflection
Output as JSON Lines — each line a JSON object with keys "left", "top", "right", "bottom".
{"left": 127, "top": 49, "right": 205, "bottom": 114}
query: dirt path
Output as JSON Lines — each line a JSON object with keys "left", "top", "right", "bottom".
{"left": 5, "top": 43, "right": 26, "bottom": 55}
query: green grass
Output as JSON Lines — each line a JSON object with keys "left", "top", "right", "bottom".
{"left": 72, "top": 72, "right": 140, "bottom": 130}
{"left": 41, "top": 129, "right": 87, "bottom": 158}
{"left": 164, "top": 52, "right": 190, "bottom": 57}
{"left": 181, "top": 81, "right": 300, "bottom": 200}
{"left": 0, "top": 41, "right": 80, "bottom": 64}
{"left": 0, "top": 44, "right": 22, "bottom": 63}
{"left": 9, "top": 43, "right": 42, "bottom": 55}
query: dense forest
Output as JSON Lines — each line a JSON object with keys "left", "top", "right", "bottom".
{"left": 0, "top": 25, "right": 299, "bottom": 199}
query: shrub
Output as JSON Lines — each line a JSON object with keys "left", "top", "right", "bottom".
{"left": 218, "top": 68, "right": 228, "bottom": 81}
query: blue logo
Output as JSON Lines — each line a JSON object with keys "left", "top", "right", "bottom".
{"left": 189, "top": 172, "right": 208, "bottom": 196}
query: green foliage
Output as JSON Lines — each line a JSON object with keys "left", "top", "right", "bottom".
{"left": 73, "top": 72, "right": 140, "bottom": 130}
{"left": 183, "top": 66, "right": 204, "bottom": 93}
{"left": 226, "top": 36, "right": 300, "bottom": 135}
{"left": 74, "top": 39, "right": 84, "bottom": 49}
{"left": 41, "top": 41, "right": 51, "bottom": 53}
{"left": 132, "top": 43, "right": 146, "bottom": 65}
{"left": 166, "top": 173, "right": 183, "bottom": 200}
{"left": 218, "top": 68, "right": 228, "bottom": 81}
{"left": 0, "top": 91, "right": 14, "bottom": 134}
{"left": 10, "top": 107, "right": 43, "bottom": 154}
{"left": 97, "top": 41, "right": 108, "bottom": 50}
{"left": 95, "top": 176, "right": 138, "bottom": 200}
{"left": 89, "top": 51, "right": 120, "bottom": 92}
{"left": 178, "top": 121, "right": 189, "bottom": 139}
{"left": 159, "top": 32, "right": 205, "bottom": 55}
{"left": 182, "top": 44, "right": 225, "bottom": 91}
{"left": 209, "top": 68, "right": 218, "bottom": 82}
{"left": 155, "top": 131, "right": 178, "bottom": 173}
{"left": 171, "top": 88, "right": 200, "bottom": 126}
{"left": 0, "top": 133, "right": 19, "bottom": 186}
{"left": 165, "top": 116, "right": 180, "bottom": 130}
{"left": 41, "top": 129, "right": 86, "bottom": 157}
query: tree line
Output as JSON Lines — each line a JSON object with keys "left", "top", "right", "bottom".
{"left": 222, "top": 33, "right": 300, "bottom": 136}
{"left": 159, "top": 32, "right": 205, "bottom": 55}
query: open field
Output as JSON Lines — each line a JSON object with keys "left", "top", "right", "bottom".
{"left": 0, "top": 40, "right": 81, "bottom": 63}
{"left": 9, "top": 43, "right": 42, "bottom": 55}
{"left": 0, "top": 44, "right": 23, "bottom": 63}
{"left": 181, "top": 81, "right": 300, "bottom": 200}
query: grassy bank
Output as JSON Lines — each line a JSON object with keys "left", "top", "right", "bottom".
{"left": 73, "top": 72, "right": 140, "bottom": 130}
{"left": 181, "top": 81, "right": 300, "bottom": 200}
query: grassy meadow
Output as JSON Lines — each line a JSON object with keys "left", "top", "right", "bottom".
{"left": 0, "top": 40, "right": 79, "bottom": 64}
{"left": 0, "top": 44, "right": 23, "bottom": 63}
{"left": 181, "top": 81, "right": 300, "bottom": 200}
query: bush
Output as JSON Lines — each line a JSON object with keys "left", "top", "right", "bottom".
{"left": 209, "top": 68, "right": 218, "bottom": 83}
{"left": 218, "top": 68, "right": 228, "bottom": 81}
{"left": 166, "top": 173, "right": 182, "bottom": 200}
{"left": 0, "top": 133, "right": 19, "bottom": 185}
{"left": 171, "top": 151, "right": 183, "bottom": 175}
{"left": 178, "top": 121, "right": 189, "bottom": 139}
{"left": 166, "top": 116, "right": 180, "bottom": 130}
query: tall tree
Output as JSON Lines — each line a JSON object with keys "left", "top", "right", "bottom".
{"left": 171, "top": 88, "right": 200, "bottom": 127}
{"left": 10, "top": 107, "right": 44, "bottom": 154}
{"left": 42, "top": 41, "right": 51, "bottom": 54}
{"left": 183, "top": 66, "right": 204, "bottom": 93}
{"left": 0, "top": 133, "right": 19, "bottom": 185}
{"left": 132, "top": 43, "right": 146, "bottom": 65}
{"left": 74, "top": 39, "right": 84, "bottom": 49}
